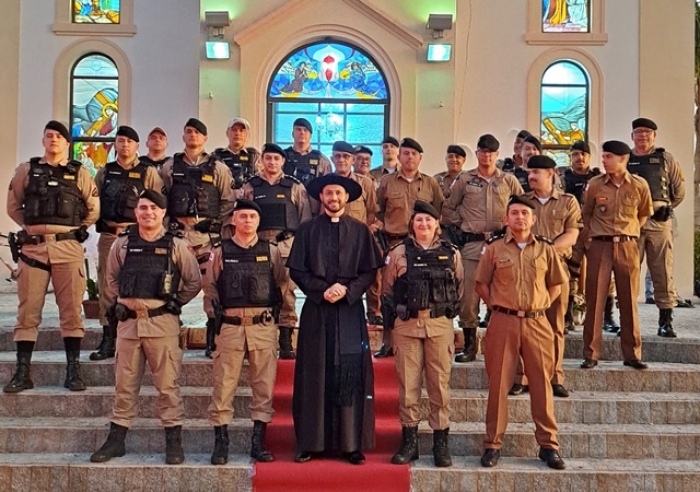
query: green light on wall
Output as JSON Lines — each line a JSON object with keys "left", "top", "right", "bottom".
{"left": 206, "top": 41, "right": 230, "bottom": 59}
{"left": 427, "top": 44, "right": 452, "bottom": 62}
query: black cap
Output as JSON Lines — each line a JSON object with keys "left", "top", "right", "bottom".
{"left": 138, "top": 189, "right": 167, "bottom": 209}
{"left": 185, "top": 118, "right": 207, "bottom": 136}
{"left": 261, "top": 143, "right": 286, "bottom": 158}
{"left": 412, "top": 200, "right": 440, "bottom": 220}
{"left": 446, "top": 145, "right": 466, "bottom": 158}
{"left": 527, "top": 155, "right": 556, "bottom": 169}
{"left": 306, "top": 174, "right": 363, "bottom": 203}
{"left": 522, "top": 135, "right": 542, "bottom": 153}
{"left": 382, "top": 136, "right": 400, "bottom": 147}
{"left": 332, "top": 141, "right": 355, "bottom": 154}
{"left": 354, "top": 145, "right": 373, "bottom": 156}
{"left": 293, "top": 118, "right": 313, "bottom": 133}
{"left": 116, "top": 125, "right": 139, "bottom": 143}
{"left": 233, "top": 199, "right": 262, "bottom": 215}
{"left": 477, "top": 134, "right": 499, "bottom": 152}
{"left": 44, "top": 120, "right": 71, "bottom": 143}
{"left": 516, "top": 130, "right": 532, "bottom": 140}
{"left": 602, "top": 140, "right": 632, "bottom": 156}
{"left": 632, "top": 118, "right": 657, "bottom": 131}
{"left": 507, "top": 195, "right": 535, "bottom": 210}
{"left": 400, "top": 138, "right": 423, "bottom": 153}
{"left": 570, "top": 140, "right": 590, "bottom": 154}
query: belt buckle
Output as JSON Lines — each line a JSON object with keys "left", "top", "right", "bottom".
{"left": 261, "top": 311, "right": 274, "bottom": 326}
{"left": 612, "top": 236, "right": 621, "bottom": 243}
{"left": 517, "top": 310, "right": 526, "bottom": 317}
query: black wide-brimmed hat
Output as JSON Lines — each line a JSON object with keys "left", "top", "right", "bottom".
{"left": 306, "top": 174, "right": 363, "bottom": 203}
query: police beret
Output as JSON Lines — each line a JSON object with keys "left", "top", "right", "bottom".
{"left": 382, "top": 136, "right": 400, "bottom": 147}
{"left": 293, "top": 118, "right": 313, "bottom": 133}
{"left": 446, "top": 145, "right": 466, "bottom": 158}
{"left": 116, "top": 125, "right": 139, "bottom": 143}
{"left": 507, "top": 195, "right": 536, "bottom": 210}
{"left": 261, "top": 143, "right": 286, "bottom": 158}
{"left": 632, "top": 118, "right": 657, "bottom": 131}
{"left": 412, "top": 200, "right": 440, "bottom": 220}
{"left": 602, "top": 140, "right": 632, "bottom": 156}
{"left": 527, "top": 155, "right": 556, "bottom": 169}
{"left": 522, "top": 135, "right": 542, "bottom": 152}
{"left": 306, "top": 174, "right": 363, "bottom": 203}
{"left": 148, "top": 127, "right": 167, "bottom": 138}
{"left": 185, "top": 118, "right": 207, "bottom": 136}
{"left": 44, "top": 120, "right": 71, "bottom": 143}
{"left": 400, "top": 138, "right": 423, "bottom": 153}
{"left": 138, "top": 189, "right": 167, "bottom": 209}
{"left": 233, "top": 199, "right": 262, "bottom": 215}
{"left": 332, "top": 141, "right": 355, "bottom": 154}
{"left": 477, "top": 134, "right": 499, "bottom": 152}
{"left": 354, "top": 145, "right": 373, "bottom": 156}
{"left": 517, "top": 130, "right": 532, "bottom": 140}
{"left": 570, "top": 140, "right": 590, "bottom": 154}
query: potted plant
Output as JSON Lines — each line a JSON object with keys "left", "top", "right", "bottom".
{"left": 82, "top": 258, "right": 100, "bottom": 319}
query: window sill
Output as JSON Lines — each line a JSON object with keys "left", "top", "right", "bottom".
{"left": 52, "top": 22, "right": 136, "bottom": 37}
{"left": 525, "top": 32, "right": 608, "bottom": 46}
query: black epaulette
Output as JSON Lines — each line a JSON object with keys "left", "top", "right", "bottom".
{"left": 656, "top": 147, "right": 666, "bottom": 153}
{"left": 439, "top": 238, "right": 460, "bottom": 252}
{"left": 535, "top": 234, "right": 554, "bottom": 245}
{"left": 166, "top": 228, "right": 184, "bottom": 239}
{"left": 245, "top": 175, "right": 263, "bottom": 187}
{"left": 280, "top": 174, "right": 302, "bottom": 186}
{"left": 591, "top": 167, "right": 601, "bottom": 176}
{"left": 213, "top": 147, "right": 227, "bottom": 155}
{"left": 485, "top": 233, "right": 505, "bottom": 245}
{"left": 119, "top": 224, "right": 137, "bottom": 237}
{"left": 389, "top": 240, "right": 407, "bottom": 252}
{"left": 29, "top": 157, "right": 41, "bottom": 165}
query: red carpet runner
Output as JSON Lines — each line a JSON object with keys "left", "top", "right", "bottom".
{"left": 252, "top": 357, "right": 410, "bottom": 492}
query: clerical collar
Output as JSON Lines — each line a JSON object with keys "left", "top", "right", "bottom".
{"left": 330, "top": 217, "right": 340, "bottom": 223}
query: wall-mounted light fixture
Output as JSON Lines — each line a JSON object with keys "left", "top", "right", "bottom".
{"left": 205, "top": 11, "right": 231, "bottom": 60}
{"left": 426, "top": 14, "right": 453, "bottom": 39}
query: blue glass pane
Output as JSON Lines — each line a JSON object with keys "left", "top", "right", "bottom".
{"left": 71, "top": 79, "right": 119, "bottom": 139}
{"left": 73, "top": 0, "right": 121, "bottom": 24}
{"left": 346, "top": 115, "right": 384, "bottom": 144}
{"left": 275, "top": 102, "right": 319, "bottom": 112}
{"left": 316, "top": 112, "right": 346, "bottom": 143}
{"left": 542, "top": 0, "right": 590, "bottom": 33}
{"left": 346, "top": 103, "right": 384, "bottom": 113}
{"left": 540, "top": 86, "right": 587, "bottom": 146}
{"left": 319, "top": 145, "right": 334, "bottom": 161}
{"left": 544, "top": 149, "right": 571, "bottom": 168}
{"left": 269, "top": 42, "right": 388, "bottom": 100}
{"left": 321, "top": 103, "right": 344, "bottom": 113}
{"left": 274, "top": 112, "right": 302, "bottom": 142}
{"left": 542, "top": 61, "right": 588, "bottom": 85}
{"left": 73, "top": 55, "right": 118, "bottom": 77}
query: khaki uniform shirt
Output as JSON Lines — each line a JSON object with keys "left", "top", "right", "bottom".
{"left": 311, "top": 173, "right": 379, "bottom": 225}
{"left": 433, "top": 171, "right": 466, "bottom": 199}
{"left": 475, "top": 230, "right": 567, "bottom": 312}
{"left": 105, "top": 229, "right": 201, "bottom": 339}
{"left": 523, "top": 189, "right": 582, "bottom": 259}
{"left": 377, "top": 171, "right": 444, "bottom": 237}
{"left": 382, "top": 236, "right": 464, "bottom": 338}
{"left": 7, "top": 159, "right": 99, "bottom": 264}
{"left": 634, "top": 147, "right": 686, "bottom": 232}
{"left": 370, "top": 164, "right": 399, "bottom": 185}
{"left": 581, "top": 171, "right": 653, "bottom": 239}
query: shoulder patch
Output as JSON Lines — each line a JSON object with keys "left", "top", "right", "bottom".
{"left": 535, "top": 234, "right": 554, "bottom": 245}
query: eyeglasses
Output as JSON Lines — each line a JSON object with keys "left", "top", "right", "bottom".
{"left": 632, "top": 129, "right": 654, "bottom": 135}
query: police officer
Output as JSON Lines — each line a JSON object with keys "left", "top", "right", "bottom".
{"left": 204, "top": 199, "right": 288, "bottom": 465}
{"left": 442, "top": 134, "right": 523, "bottom": 364}
{"left": 514, "top": 135, "right": 543, "bottom": 192}
{"left": 434, "top": 145, "right": 467, "bottom": 199}
{"left": 241, "top": 143, "right": 311, "bottom": 359}
{"left": 384, "top": 201, "right": 464, "bottom": 468}
{"left": 475, "top": 195, "right": 567, "bottom": 470}
{"left": 213, "top": 117, "right": 260, "bottom": 194}
{"left": 160, "top": 118, "right": 235, "bottom": 357}
{"left": 138, "top": 127, "right": 170, "bottom": 170}
{"left": 496, "top": 130, "right": 531, "bottom": 172}
{"left": 4, "top": 120, "right": 99, "bottom": 394}
{"left": 91, "top": 126, "right": 165, "bottom": 361}
{"left": 90, "top": 190, "right": 201, "bottom": 464}
{"left": 376, "top": 138, "right": 444, "bottom": 357}
{"left": 370, "top": 136, "right": 400, "bottom": 183}
{"left": 580, "top": 141, "right": 653, "bottom": 370}
{"left": 283, "top": 118, "right": 331, "bottom": 187}
{"left": 628, "top": 118, "right": 686, "bottom": 337}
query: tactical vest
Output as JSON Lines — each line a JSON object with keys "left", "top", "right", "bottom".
{"left": 217, "top": 239, "right": 277, "bottom": 308}
{"left": 24, "top": 158, "right": 87, "bottom": 227}
{"left": 167, "top": 154, "right": 220, "bottom": 219}
{"left": 283, "top": 148, "right": 322, "bottom": 187}
{"left": 100, "top": 161, "right": 148, "bottom": 223}
{"left": 503, "top": 164, "right": 530, "bottom": 192}
{"left": 628, "top": 150, "right": 670, "bottom": 203}
{"left": 214, "top": 147, "right": 258, "bottom": 190}
{"left": 139, "top": 155, "right": 169, "bottom": 170}
{"left": 118, "top": 229, "right": 181, "bottom": 300}
{"left": 248, "top": 176, "right": 300, "bottom": 232}
{"left": 393, "top": 239, "right": 459, "bottom": 318}
{"left": 563, "top": 167, "right": 600, "bottom": 204}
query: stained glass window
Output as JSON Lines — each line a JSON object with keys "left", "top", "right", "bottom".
{"left": 72, "top": 0, "right": 121, "bottom": 24}
{"left": 268, "top": 41, "right": 389, "bottom": 168}
{"left": 540, "top": 60, "right": 589, "bottom": 166}
{"left": 70, "top": 53, "right": 119, "bottom": 175}
{"left": 542, "top": 0, "right": 590, "bottom": 33}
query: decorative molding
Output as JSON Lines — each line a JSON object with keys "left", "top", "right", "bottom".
{"left": 526, "top": 0, "right": 606, "bottom": 46}
{"left": 52, "top": 0, "right": 136, "bottom": 37}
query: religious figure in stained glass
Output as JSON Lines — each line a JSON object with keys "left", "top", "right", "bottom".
{"left": 73, "top": 0, "right": 121, "bottom": 24}
{"left": 542, "top": 0, "right": 589, "bottom": 33}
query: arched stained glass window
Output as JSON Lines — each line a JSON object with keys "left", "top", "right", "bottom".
{"left": 540, "top": 60, "right": 589, "bottom": 166}
{"left": 267, "top": 41, "right": 390, "bottom": 165}
{"left": 542, "top": 0, "right": 590, "bottom": 33}
{"left": 70, "top": 53, "right": 119, "bottom": 176}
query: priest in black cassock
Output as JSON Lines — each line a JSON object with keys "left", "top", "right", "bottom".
{"left": 287, "top": 172, "right": 384, "bottom": 465}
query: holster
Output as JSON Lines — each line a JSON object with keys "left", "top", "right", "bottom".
{"left": 211, "top": 299, "right": 224, "bottom": 336}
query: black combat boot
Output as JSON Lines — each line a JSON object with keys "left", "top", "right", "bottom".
{"left": 391, "top": 426, "right": 419, "bottom": 464}
{"left": 211, "top": 425, "right": 229, "bottom": 465}
{"left": 3, "top": 348, "right": 34, "bottom": 393}
{"left": 250, "top": 420, "right": 274, "bottom": 462}
{"left": 64, "top": 351, "right": 86, "bottom": 391}
{"left": 205, "top": 318, "right": 216, "bottom": 359}
{"left": 564, "top": 296, "right": 575, "bottom": 333}
{"left": 165, "top": 425, "right": 185, "bottom": 464}
{"left": 90, "top": 325, "right": 116, "bottom": 361}
{"left": 90, "top": 422, "right": 128, "bottom": 462}
{"left": 278, "top": 327, "right": 296, "bottom": 359}
{"left": 432, "top": 428, "right": 452, "bottom": 467}
{"left": 454, "top": 328, "right": 476, "bottom": 363}
{"left": 657, "top": 308, "right": 677, "bottom": 338}
{"left": 602, "top": 296, "right": 619, "bottom": 333}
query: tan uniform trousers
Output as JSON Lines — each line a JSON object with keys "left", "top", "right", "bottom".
{"left": 583, "top": 240, "right": 642, "bottom": 361}
{"left": 366, "top": 269, "right": 382, "bottom": 319}
{"left": 458, "top": 257, "right": 480, "bottom": 329}
{"left": 258, "top": 232, "right": 297, "bottom": 328}
{"left": 97, "top": 232, "right": 119, "bottom": 326}
{"left": 393, "top": 315, "right": 454, "bottom": 430}
{"left": 208, "top": 322, "right": 278, "bottom": 425}
{"left": 14, "top": 259, "right": 85, "bottom": 342}
{"left": 484, "top": 311, "right": 559, "bottom": 450}
{"left": 111, "top": 335, "right": 185, "bottom": 428}
{"left": 638, "top": 225, "right": 676, "bottom": 309}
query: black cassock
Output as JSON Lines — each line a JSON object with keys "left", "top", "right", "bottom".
{"left": 287, "top": 214, "right": 383, "bottom": 453}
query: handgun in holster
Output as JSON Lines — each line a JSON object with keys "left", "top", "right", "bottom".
{"left": 7, "top": 232, "right": 19, "bottom": 263}
{"left": 211, "top": 298, "right": 224, "bottom": 336}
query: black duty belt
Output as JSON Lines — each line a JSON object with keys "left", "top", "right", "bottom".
{"left": 18, "top": 230, "right": 82, "bottom": 245}
{"left": 123, "top": 306, "right": 170, "bottom": 319}
{"left": 196, "top": 255, "right": 210, "bottom": 265}
{"left": 222, "top": 311, "right": 274, "bottom": 326}
{"left": 592, "top": 235, "right": 635, "bottom": 243}
{"left": 492, "top": 305, "right": 545, "bottom": 319}
{"left": 18, "top": 253, "right": 51, "bottom": 272}
{"left": 463, "top": 232, "right": 486, "bottom": 243}
{"left": 384, "top": 233, "right": 408, "bottom": 241}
